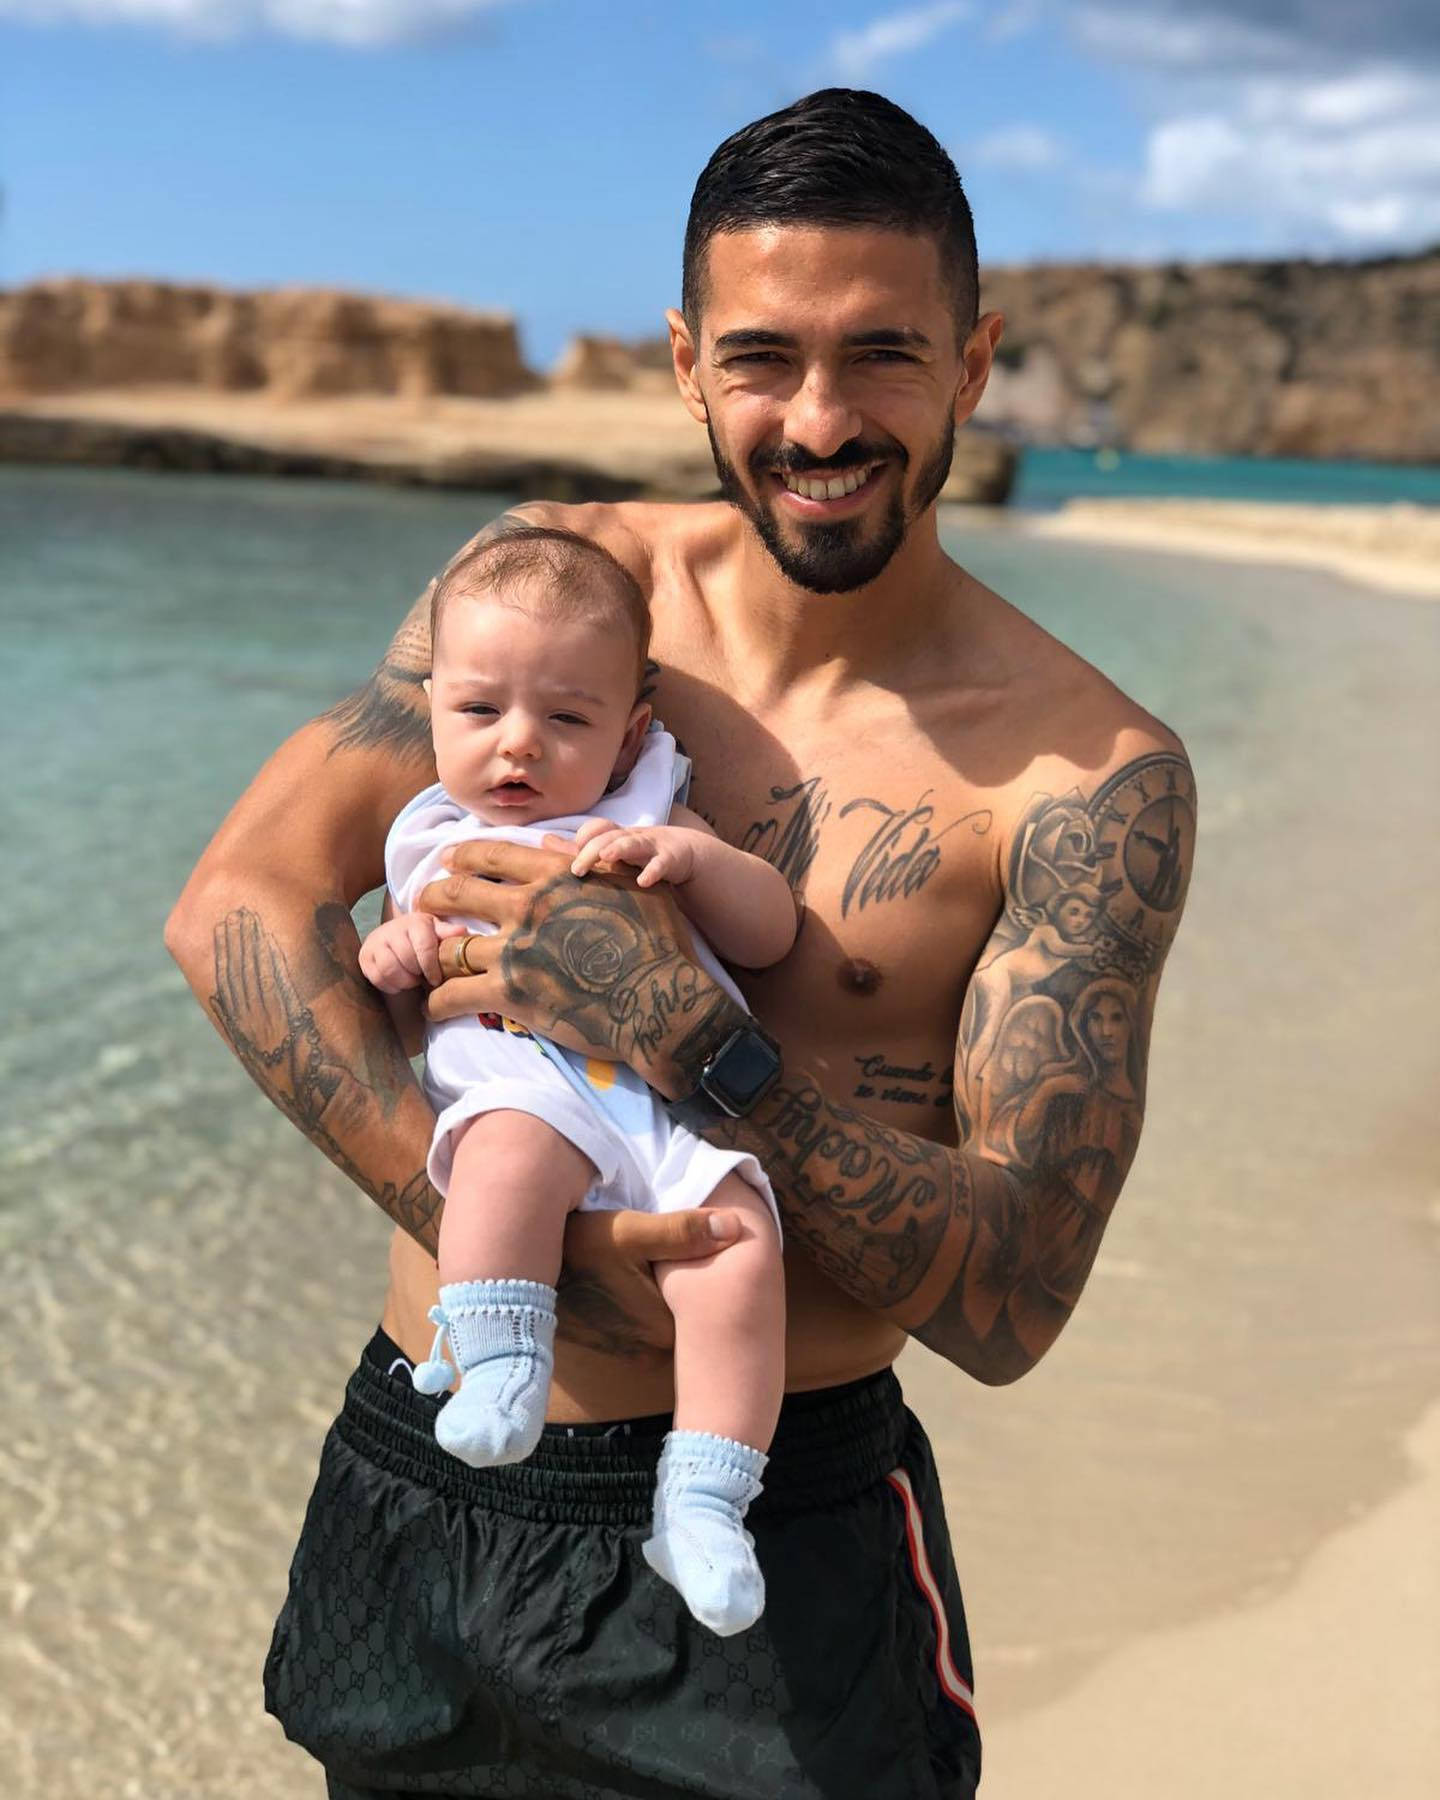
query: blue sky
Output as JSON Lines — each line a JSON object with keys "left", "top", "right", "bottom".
{"left": 3, "top": 1, "right": 1437, "bottom": 364}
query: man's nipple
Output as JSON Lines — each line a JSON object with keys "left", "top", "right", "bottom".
{"left": 837, "top": 957, "right": 883, "bottom": 997}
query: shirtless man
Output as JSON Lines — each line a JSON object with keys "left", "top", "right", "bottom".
{"left": 168, "top": 89, "right": 1194, "bottom": 1799}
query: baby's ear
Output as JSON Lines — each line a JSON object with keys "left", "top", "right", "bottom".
{"left": 611, "top": 702, "right": 653, "bottom": 780}
{"left": 422, "top": 677, "right": 432, "bottom": 699}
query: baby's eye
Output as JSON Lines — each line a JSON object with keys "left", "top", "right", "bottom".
{"left": 551, "top": 713, "right": 589, "bottom": 727}
{"left": 461, "top": 703, "right": 498, "bottom": 717}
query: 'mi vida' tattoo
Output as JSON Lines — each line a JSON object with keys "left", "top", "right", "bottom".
{"left": 208, "top": 905, "right": 443, "bottom": 1254}
{"left": 740, "top": 776, "right": 831, "bottom": 891}
{"left": 839, "top": 793, "right": 992, "bottom": 917}
{"left": 853, "top": 1050, "right": 955, "bottom": 1111}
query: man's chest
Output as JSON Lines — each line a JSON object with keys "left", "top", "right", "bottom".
{"left": 653, "top": 670, "right": 1006, "bottom": 1078}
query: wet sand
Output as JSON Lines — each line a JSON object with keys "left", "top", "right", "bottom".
{"left": 1029, "top": 497, "right": 1440, "bottom": 598}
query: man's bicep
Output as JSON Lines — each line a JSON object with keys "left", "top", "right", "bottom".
{"left": 953, "top": 741, "right": 1196, "bottom": 1190}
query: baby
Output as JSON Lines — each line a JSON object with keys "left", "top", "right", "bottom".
{"left": 358, "top": 524, "right": 796, "bottom": 1636}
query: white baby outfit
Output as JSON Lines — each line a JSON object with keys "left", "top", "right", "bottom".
{"left": 384, "top": 726, "right": 776, "bottom": 1226}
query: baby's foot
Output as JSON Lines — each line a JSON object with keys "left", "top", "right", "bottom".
{"left": 415, "top": 1280, "right": 556, "bottom": 1468}
{"left": 642, "top": 1431, "right": 768, "bottom": 1637}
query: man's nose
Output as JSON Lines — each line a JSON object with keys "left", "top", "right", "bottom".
{"left": 783, "top": 366, "right": 863, "bottom": 463}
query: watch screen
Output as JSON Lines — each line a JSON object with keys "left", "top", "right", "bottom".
{"left": 712, "top": 1031, "right": 782, "bottom": 1110}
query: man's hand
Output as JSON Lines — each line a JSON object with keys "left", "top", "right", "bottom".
{"left": 416, "top": 837, "right": 746, "bottom": 1096}
{"left": 358, "top": 911, "right": 469, "bottom": 992}
{"left": 556, "top": 1206, "right": 743, "bottom": 1355}
{"left": 569, "top": 818, "right": 702, "bottom": 888}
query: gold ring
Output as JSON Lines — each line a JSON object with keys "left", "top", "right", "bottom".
{"left": 450, "top": 935, "right": 480, "bottom": 977}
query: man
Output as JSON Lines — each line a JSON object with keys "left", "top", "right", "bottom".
{"left": 168, "top": 89, "right": 1193, "bottom": 1799}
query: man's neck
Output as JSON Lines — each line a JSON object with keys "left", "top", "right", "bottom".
{"left": 707, "top": 511, "right": 959, "bottom": 708}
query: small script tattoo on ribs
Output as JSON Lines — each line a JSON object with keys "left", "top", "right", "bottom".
{"left": 853, "top": 1050, "right": 955, "bottom": 1111}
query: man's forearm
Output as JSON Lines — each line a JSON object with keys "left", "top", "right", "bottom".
{"left": 710, "top": 1074, "right": 1101, "bottom": 1385}
{"left": 165, "top": 879, "right": 444, "bottom": 1255}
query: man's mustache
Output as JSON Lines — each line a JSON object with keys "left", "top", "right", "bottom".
{"left": 751, "top": 440, "right": 906, "bottom": 479}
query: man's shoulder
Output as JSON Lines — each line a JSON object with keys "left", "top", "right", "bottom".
{"left": 500, "top": 498, "right": 733, "bottom": 596}
{"left": 959, "top": 578, "right": 1193, "bottom": 839}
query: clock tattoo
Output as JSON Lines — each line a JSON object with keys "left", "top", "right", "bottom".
{"left": 1091, "top": 754, "right": 1197, "bottom": 947}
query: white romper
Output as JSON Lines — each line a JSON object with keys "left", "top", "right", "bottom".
{"left": 385, "top": 727, "right": 776, "bottom": 1225}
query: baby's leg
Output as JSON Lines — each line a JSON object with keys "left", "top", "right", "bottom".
{"left": 427, "top": 1110, "right": 594, "bottom": 1469}
{"left": 643, "top": 1175, "right": 784, "bottom": 1636}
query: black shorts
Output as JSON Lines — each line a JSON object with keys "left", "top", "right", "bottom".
{"left": 264, "top": 1330, "right": 981, "bottom": 1799}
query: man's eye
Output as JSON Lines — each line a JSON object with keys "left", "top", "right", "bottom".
{"left": 859, "top": 349, "right": 914, "bottom": 363}
{"left": 729, "top": 352, "right": 783, "bottom": 366}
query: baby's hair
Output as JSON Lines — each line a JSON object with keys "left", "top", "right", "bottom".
{"left": 429, "top": 524, "right": 651, "bottom": 688}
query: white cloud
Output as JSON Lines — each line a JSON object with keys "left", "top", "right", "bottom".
{"left": 828, "top": 2, "right": 973, "bottom": 82}
{"left": 973, "top": 123, "right": 1062, "bottom": 170}
{"left": 1139, "top": 64, "right": 1440, "bottom": 244}
{"left": 0, "top": 0, "right": 514, "bottom": 45}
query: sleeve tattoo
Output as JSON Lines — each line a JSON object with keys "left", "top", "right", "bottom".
{"left": 719, "top": 749, "right": 1196, "bottom": 1383}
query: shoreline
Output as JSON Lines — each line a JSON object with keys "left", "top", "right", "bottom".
{"left": 982, "top": 1394, "right": 1440, "bottom": 1797}
{"left": 0, "top": 387, "right": 1018, "bottom": 503}
{"left": 1026, "top": 497, "right": 1440, "bottom": 599}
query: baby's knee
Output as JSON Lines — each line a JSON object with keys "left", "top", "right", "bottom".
{"left": 451, "top": 1110, "right": 595, "bottom": 1195}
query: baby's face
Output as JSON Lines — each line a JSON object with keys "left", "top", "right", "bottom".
{"left": 428, "top": 586, "right": 646, "bottom": 827}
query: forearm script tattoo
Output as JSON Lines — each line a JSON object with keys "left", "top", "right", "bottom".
{"left": 722, "top": 751, "right": 1195, "bottom": 1382}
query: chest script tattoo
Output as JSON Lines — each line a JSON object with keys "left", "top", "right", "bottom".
{"left": 839, "top": 793, "right": 992, "bottom": 917}
{"left": 739, "top": 776, "right": 831, "bottom": 890}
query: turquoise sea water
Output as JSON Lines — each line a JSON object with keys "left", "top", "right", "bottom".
{"left": 1013, "top": 445, "right": 1440, "bottom": 509}
{"left": 3, "top": 464, "right": 1438, "bottom": 1797}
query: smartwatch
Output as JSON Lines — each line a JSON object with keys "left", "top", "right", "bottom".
{"left": 666, "top": 1020, "right": 782, "bottom": 1131}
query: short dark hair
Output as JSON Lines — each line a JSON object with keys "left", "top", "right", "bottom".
{"left": 682, "top": 88, "right": 978, "bottom": 333}
{"left": 430, "top": 525, "right": 651, "bottom": 688}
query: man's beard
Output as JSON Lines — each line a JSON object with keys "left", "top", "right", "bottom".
{"left": 707, "top": 419, "right": 955, "bottom": 594}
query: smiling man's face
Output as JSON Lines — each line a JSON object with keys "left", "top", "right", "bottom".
{"left": 673, "top": 225, "right": 980, "bottom": 593}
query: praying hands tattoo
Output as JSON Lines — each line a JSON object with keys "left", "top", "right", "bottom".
{"left": 439, "top": 749, "right": 1194, "bottom": 1385}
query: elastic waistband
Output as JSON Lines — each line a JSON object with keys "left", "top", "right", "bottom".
{"left": 333, "top": 1328, "right": 909, "bottom": 1526}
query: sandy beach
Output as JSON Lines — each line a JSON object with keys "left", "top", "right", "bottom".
{"left": 1029, "top": 497, "right": 1440, "bottom": 599}
{"left": 981, "top": 1397, "right": 1440, "bottom": 1797}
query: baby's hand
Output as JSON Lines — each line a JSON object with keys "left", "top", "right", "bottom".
{"left": 569, "top": 818, "right": 700, "bottom": 888}
{"left": 359, "top": 911, "right": 469, "bottom": 991}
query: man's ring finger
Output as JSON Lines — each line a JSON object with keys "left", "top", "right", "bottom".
{"left": 447, "top": 935, "right": 484, "bottom": 977}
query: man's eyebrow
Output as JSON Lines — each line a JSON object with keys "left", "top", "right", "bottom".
{"left": 841, "top": 326, "right": 932, "bottom": 351}
{"left": 711, "top": 326, "right": 933, "bottom": 353}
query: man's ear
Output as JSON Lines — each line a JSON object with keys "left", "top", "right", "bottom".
{"left": 611, "top": 701, "right": 654, "bottom": 781}
{"left": 667, "top": 308, "right": 708, "bottom": 425}
{"left": 953, "top": 310, "right": 1005, "bottom": 425}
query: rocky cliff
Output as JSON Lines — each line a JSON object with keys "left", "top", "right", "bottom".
{"left": 0, "top": 279, "right": 536, "bottom": 401}
{"left": 975, "top": 249, "right": 1439, "bottom": 462}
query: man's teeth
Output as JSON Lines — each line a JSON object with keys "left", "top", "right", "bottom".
{"left": 781, "top": 464, "right": 875, "bottom": 501}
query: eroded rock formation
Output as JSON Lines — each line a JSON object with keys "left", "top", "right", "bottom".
{"left": 976, "top": 249, "right": 1439, "bottom": 462}
{"left": 0, "top": 279, "right": 536, "bottom": 401}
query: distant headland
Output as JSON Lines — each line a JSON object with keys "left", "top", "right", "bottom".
{"left": 0, "top": 249, "right": 1434, "bottom": 503}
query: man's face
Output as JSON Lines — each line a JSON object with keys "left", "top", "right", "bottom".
{"left": 683, "top": 226, "right": 969, "bottom": 594}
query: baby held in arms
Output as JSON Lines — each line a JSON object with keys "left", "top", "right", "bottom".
{"left": 358, "top": 526, "right": 796, "bottom": 1635}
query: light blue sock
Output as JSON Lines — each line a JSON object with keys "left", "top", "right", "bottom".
{"left": 419, "top": 1279, "right": 556, "bottom": 1469}
{"left": 642, "top": 1430, "right": 768, "bottom": 1637}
